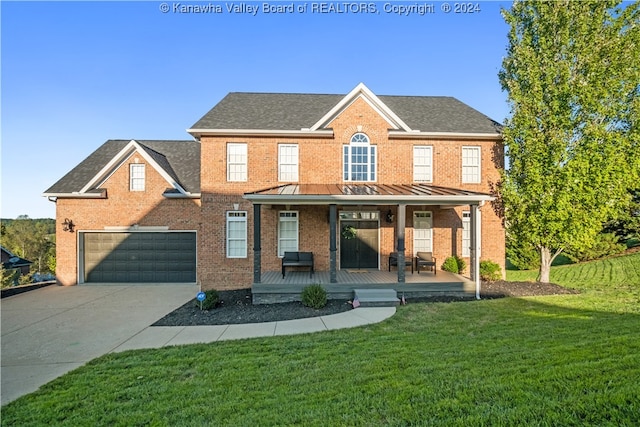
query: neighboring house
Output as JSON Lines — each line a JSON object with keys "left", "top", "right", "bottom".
{"left": 44, "top": 83, "right": 505, "bottom": 298}
{"left": 1, "top": 246, "right": 33, "bottom": 280}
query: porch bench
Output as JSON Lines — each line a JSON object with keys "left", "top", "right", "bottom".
{"left": 388, "top": 252, "right": 413, "bottom": 274}
{"left": 416, "top": 251, "right": 437, "bottom": 274}
{"left": 281, "top": 251, "right": 314, "bottom": 278}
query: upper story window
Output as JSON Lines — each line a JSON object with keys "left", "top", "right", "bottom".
{"left": 413, "top": 146, "right": 433, "bottom": 182}
{"left": 343, "top": 133, "right": 376, "bottom": 182}
{"left": 278, "top": 144, "right": 299, "bottom": 182}
{"left": 130, "top": 164, "right": 145, "bottom": 191}
{"left": 462, "top": 146, "right": 481, "bottom": 183}
{"left": 227, "top": 143, "right": 247, "bottom": 182}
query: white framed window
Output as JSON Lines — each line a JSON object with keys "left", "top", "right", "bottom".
{"left": 343, "top": 133, "right": 376, "bottom": 182}
{"left": 462, "top": 210, "right": 481, "bottom": 257}
{"left": 227, "top": 143, "right": 247, "bottom": 182}
{"left": 462, "top": 146, "right": 481, "bottom": 183}
{"left": 413, "top": 146, "right": 433, "bottom": 182}
{"left": 278, "top": 144, "right": 299, "bottom": 182}
{"left": 226, "top": 211, "right": 247, "bottom": 258}
{"left": 130, "top": 164, "right": 145, "bottom": 191}
{"left": 278, "top": 211, "right": 299, "bottom": 257}
{"left": 413, "top": 211, "right": 433, "bottom": 254}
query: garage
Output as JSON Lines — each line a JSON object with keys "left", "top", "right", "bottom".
{"left": 81, "top": 232, "right": 196, "bottom": 283}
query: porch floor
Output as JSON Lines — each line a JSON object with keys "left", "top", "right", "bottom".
{"left": 252, "top": 269, "right": 476, "bottom": 304}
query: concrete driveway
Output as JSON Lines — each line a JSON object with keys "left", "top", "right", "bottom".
{"left": 1, "top": 284, "right": 197, "bottom": 406}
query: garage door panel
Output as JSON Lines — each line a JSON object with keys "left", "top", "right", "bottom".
{"left": 83, "top": 232, "right": 196, "bottom": 283}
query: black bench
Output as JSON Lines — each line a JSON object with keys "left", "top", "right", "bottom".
{"left": 282, "top": 251, "right": 314, "bottom": 278}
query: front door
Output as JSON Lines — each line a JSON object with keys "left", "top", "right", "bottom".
{"left": 340, "top": 219, "right": 379, "bottom": 269}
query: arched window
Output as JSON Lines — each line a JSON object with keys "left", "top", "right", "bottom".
{"left": 343, "top": 133, "right": 376, "bottom": 181}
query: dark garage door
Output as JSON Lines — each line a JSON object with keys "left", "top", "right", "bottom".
{"left": 83, "top": 232, "right": 196, "bottom": 283}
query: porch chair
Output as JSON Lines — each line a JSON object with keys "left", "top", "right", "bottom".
{"left": 388, "top": 252, "right": 413, "bottom": 274}
{"left": 415, "top": 251, "right": 437, "bottom": 274}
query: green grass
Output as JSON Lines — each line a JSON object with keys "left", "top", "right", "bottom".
{"left": 3, "top": 252, "right": 640, "bottom": 426}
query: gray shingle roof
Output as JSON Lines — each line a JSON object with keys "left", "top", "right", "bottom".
{"left": 44, "top": 140, "right": 200, "bottom": 195}
{"left": 190, "top": 92, "right": 502, "bottom": 134}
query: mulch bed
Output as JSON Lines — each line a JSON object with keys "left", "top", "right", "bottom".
{"left": 152, "top": 281, "right": 579, "bottom": 327}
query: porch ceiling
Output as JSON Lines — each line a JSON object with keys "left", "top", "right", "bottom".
{"left": 243, "top": 183, "right": 493, "bottom": 205}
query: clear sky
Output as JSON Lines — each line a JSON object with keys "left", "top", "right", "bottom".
{"left": 1, "top": 0, "right": 512, "bottom": 219}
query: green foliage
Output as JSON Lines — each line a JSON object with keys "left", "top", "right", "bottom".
{"left": 480, "top": 260, "right": 502, "bottom": 282}
{"left": 196, "top": 290, "right": 219, "bottom": 310}
{"left": 441, "top": 256, "right": 465, "bottom": 274}
{"left": 564, "top": 232, "right": 627, "bottom": 262}
{"left": 506, "top": 238, "right": 540, "bottom": 270}
{"left": 499, "top": 0, "right": 640, "bottom": 282}
{"left": 1, "top": 266, "right": 20, "bottom": 289}
{"left": 1, "top": 216, "right": 56, "bottom": 276}
{"left": 301, "top": 284, "right": 327, "bottom": 309}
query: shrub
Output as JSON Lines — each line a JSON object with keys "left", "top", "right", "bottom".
{"left": 301, "top": 284, "right": 327, "bottom": 309}
{"left": 565, "top": 233, "right": 627, "bottom": 262}
{"left": 441, "top": 256, "right": 460, "bottom": 273}
{"left": 455, "top": 255, "right": 466, "bottom": 274}
{"left": 480, "top": 260, "right": 502, "bottom": 282}
{"left": 196, "top": 289, "right": 219, "bottom": 310}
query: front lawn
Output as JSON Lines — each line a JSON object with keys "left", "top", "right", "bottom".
{"left": 2, "top": 252, "right": 639, "bottom": 426}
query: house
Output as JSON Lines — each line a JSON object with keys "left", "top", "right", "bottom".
{"left": 44, "top": 83, "right": 505, "bottom": 301}
{"left": 1, "top": 246, "right": 33, "bottom": 282}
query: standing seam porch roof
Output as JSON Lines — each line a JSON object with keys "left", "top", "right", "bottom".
{"left": 244, "top": 184, "right": 494, "bottom": 205}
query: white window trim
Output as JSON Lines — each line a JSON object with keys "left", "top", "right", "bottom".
{"left": 278, "top": 211, "right": 299, "bottom": 257}
{"left": 413, "top": 145, "right": 433, "bottom": 183}
{"left": 413, "top": 211, "right": 433, "bottom": 255}
{"left": 226, "top": 211, "right": 247, "bottom": 258}
{"left": 278, "top": 144, "right": 299, "bottom": 182}
{"left": 343, "top": 133, "right": 377, "bottom": 182}
{"left": 462, "top": 146, "right": 481, "bottom": 184}
{"left": 227, "top": 143, "right": 248, "bottom": 182}
{"left": 130, "top": 163, "right": 145, "bottom": 191}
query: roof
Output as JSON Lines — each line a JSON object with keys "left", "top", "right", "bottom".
{"left": 244, "top": 184, "right": 494, "bottom": 205}
{"left": 1, "top": 246, "right": 33, "bottom": 269}
{"left": 43, "top": 140, "right": 201, "bottom": 196}
{"left": 190, "top": 84, "right": 502, "bottom": 135}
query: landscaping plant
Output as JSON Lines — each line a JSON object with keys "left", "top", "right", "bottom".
{"left": 301, "top": 284, "right": 327, "bottom": 309}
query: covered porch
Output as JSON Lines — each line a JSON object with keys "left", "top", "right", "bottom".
{"left": 252, "top": 269, "right": 475, "bottom": 304}
{"left": 244, "top": 184, "right": 493, "bottom": 304}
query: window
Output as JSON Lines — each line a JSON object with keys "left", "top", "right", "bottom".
{"left": 226, "top": 211, "right": 247, "bottom": 258}
{"left": 462, "top": 210, "right": 481, "bottom": 257}
{"left": 413, "top": 146, "right": 433, "bottom": 182}
{"left": 227, "top": 143, "right": 247, "bottom": 181}
{"left": 278, "top": 144, "right": 299, "bottom": 182}
{"left": 278, "top": 211, "right": 298, "bottom": 257}
{"left": 130, "top": 164, "right": 145, "bottom": 191}
{"left": 413, "top": 211, "right": 433, "bottom": 254}
{"left": 462, "top": 146, "right": 481, "bottom": 183}
{"left": 343, "top": 133, "right": 376, "bottom": 182}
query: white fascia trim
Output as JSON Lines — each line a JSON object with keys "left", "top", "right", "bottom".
{"left": 187, "top": 129, "right": 334, "bottom": 138}
{"left": 244, "top": 194, "right": 494, "bottom": 205}
{"left": 80, "top": 140, "right": 188, "bottom": 196}
{"left": 389, "top": 131, "right": 502, "bottom": 141}
{"left": 309, "top": 83, "right": 413, "bottom": 132}
{"left": 41, "top": 192, "right": 106, "bottom": 199}
{"left": 163, "top": 192, "right": 201, "bottom": 199}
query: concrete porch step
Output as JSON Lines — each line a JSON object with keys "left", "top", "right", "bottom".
{"left": 353, "top": 288, "right": 400, "bottom": 307}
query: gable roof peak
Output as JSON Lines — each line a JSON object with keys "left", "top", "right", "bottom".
{"left": 309, "top": 83, "right": 414, "bottom": 132}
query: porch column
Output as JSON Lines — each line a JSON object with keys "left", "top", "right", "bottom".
{"left": 470, "top": 204, "right": 480, "bottom": 299}
{"left": 329, "top": 204, "right": 337, "bottom": 283}
{"left": 253, "top": 204, "right": 262, "bottom": 284}
{"left": 396, "top": 204, "right": 406, "bottom": 283}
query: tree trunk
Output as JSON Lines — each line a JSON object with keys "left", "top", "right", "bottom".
{"left": 538, "top": 246, "right": 562, "bottom": 283}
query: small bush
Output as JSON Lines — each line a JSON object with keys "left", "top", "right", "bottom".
{"left": 301, "top": 284, "right": 327, "bottom": 309}
{"left": 480, "top": 260, "right": 502, "bottom": 282}
{"left": 441, "top": 256, "right": 460, "bottom": 273}
{"left": 196, "top": 289, "right": 219, "bottom": 310}
{"left": 455, "top": 255, "right": 466, "bottom": 274}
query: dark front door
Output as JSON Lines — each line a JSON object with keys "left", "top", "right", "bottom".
{"left": 340, "top": 220, "right": 378, "bottom": 269}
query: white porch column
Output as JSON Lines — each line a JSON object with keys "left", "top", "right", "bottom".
{"left": 470, "top": 204, "right": 480, "bottom": 299}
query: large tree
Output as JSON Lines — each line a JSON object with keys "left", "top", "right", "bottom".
{"left": 499, "top": 0, "right": 640, "bottom": 282}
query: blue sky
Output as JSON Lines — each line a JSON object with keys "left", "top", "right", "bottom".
{"left": 1, "top": 0, "right": 512, "bottom": 219}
